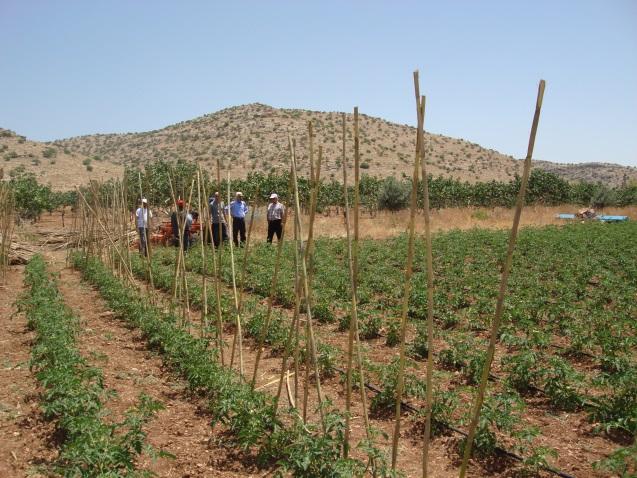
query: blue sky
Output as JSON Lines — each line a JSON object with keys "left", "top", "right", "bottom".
{"left": 1, "top": 1, "right": 636, "bottom": 167}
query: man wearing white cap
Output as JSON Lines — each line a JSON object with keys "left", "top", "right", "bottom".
{"left": 228, "top": 192, "right": 248, "bottom": 246}
{"left": 266, "top": 193, "right": 285, "bottom": 243}
{"left": 135, "top": 198, "right": 152, "bottom": 256}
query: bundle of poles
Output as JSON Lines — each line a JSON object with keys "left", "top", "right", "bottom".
{"left": 0, "top": 182, "right": 15, "bottom": 282}
{"left": 69, "top": 71, "right": 548, "bottom": 477}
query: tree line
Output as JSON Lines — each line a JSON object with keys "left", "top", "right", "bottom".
{"left": 122, "top": 160, "right": 636, "bottom": 212}
{"left": 3, "top": 159, "right": 635, "bottom": 219}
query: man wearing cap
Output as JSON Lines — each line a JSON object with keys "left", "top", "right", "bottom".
{"left": 227, "top": 192, "right": 248, "bottom": 247}
{"left": 135, "top": 198, "right": 152, "bottom": 256}
{"left": 208, "top": 191, "right": 228, "bottom": 247}
{"left": 266, "top": 193, "right": 285, "bottom": 243}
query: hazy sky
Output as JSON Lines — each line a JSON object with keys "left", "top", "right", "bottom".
{"left": 1, "top": 0, "right": 636, "bottom": 167}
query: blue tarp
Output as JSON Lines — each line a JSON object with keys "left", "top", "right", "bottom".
{"left": 597, "top": 215, "right": 629, "bottom": 222}
{"left": 557, "top": 214, "right": 576, "bottom": 219}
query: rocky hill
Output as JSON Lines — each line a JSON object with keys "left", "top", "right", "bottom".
{"left": 0, "top": 128, "right": 122, "bottom": 189}
{"left": 2, "top": 104, "right": 635, "bottom": 189}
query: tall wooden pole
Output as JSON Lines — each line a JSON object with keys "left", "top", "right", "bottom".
{"left": 197, "top": 169, "right": 209, "bottom": 337}
{"left": 251, "top": 217, "right": 286, "bottom": 388}
{"left": 341, "top": 112, "right": 373, "bottom": 461}
{"left": 137, "top": 172, "right": 155, "bottom": 298}
{"left": 412, "top": 70, "right": 437, "bottom": 478}
{"left": 289, "top": 134, "right": 327, "bottom": 433}
{"left": 227, "top": 171, "right": 244, "bottom": 377}
{"left": 353, "top": 107, "right": 360, "bottom": 290}
{"left": 200, "top": 174, "right": 225, "bottom": 364}
{"left": 459, "top": 80, "right": 546, "bottom": 477}
{"left": 391, "top": 94, "right": 423, "bottom": 470}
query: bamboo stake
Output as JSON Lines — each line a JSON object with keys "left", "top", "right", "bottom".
{"left": 276, "top": 134, "right": 323, "bottom": 408}
{"left": 274, "top": 259, "right": 302, "bottom": 410}
{"left": 292, "top": 217, "right": 302, "bottom": 411}
{"left": 391, "top": 94, "right": 423, "bottom": 470}
{"left": 200, "top": 174, "right": 226, "bottom": 364}
{"left": 137, "top": 172, "right": 155, "bottom": 298}
{"left": 236, "top": 187, "right": 259, "bottom": 313}
{"left": 459, "top": 79, "right": 546, "bottom": 478}
{"left": 178, "top": 179, "right": 196, "bottom": 330}
{"left": 167, "top": 170, "right": 183, "bottom": 302}
{"left": 308, "top": 121, "right": 315, "bottom": 186}
{"left": 121, "top": 182, "right": 133, "bottom": 287}
{"left": 288, "top": 134, "right": 327, "bottom": 433}
{"left": 353, "top": 107, "right": 360, "bottom": 290}
{"left": 305, "top": 145, "right": 322, "bottom": 284}
{"left": 76, "top": 188, "right": 137, "bottom": 285}
{"left": 216, "top": 156, "right": 223, "bottom": 271}
{"left": 341, "top": 112, "right": 373, "bottom": 460}
{"left": 197, "top": 169, "right": 209, "bottom": 338}
{"left": 300, "top": 209, "right": 311, "bottom": 423}
{"left": 251, "top": 216, "right": 286, "bottom": 388}
{"left": 226, "top": 171, "right": 244, "bottom": 378}
{"left": 411, "top": 70, "right": 437, "bottom": 478}
{"left": 0, "top": 184, "right": 14, "bottom": 284}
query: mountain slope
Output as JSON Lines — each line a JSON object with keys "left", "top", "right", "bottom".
{"left": 3, "top": 104, "right": 636, "bottom": 189}
{"left": 0, "top": 128, "right": 122, "bottom": 189}
{"left": 47, "top": 103, "right": 526, "bottom": 182}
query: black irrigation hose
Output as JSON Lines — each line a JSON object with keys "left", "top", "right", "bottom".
{"left": 332, "top": 365, "right": 579, "bottom": 478}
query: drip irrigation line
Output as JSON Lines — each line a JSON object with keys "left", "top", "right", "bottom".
{"left": 331, "top": 365, "right": 579, "bottom": 478}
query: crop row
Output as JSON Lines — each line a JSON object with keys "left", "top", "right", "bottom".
{"left": 72, "top": 252, "right": 403, "bottom": 477}
{"left": 129, "top": 252, "right": 597, "bottom": 471}
{"left": 19, "top": 255, "right": 160, "bottom": 476}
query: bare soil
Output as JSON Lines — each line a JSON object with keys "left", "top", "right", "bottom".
{"left": 0, "top": 265, "right": 56, "bottom": 477}
{"left": 46, "top": 251, "right": 262, "bottom": 477}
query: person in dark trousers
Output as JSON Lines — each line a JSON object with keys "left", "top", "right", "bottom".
{"left": 227, "top": 192, "right": 248, "bottom": 246}
{"left": 171, "top": 199, "right": 193, "bottom": 250}
{"left": 266, "top": 193, "right": 285, "bottom": 243}
{"left": 135, "top": 198, "right": 152, "bottom": 256}
{"left": 208, "top": 191, "right": 228, "bottom": 247}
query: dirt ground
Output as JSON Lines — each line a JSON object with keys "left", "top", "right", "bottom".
{"left": 1, "top": 222, "right": 263, "bottom": 476}
{"left": 143, "top": 204, "right": 637, "bottom": 242}
{"left": 0, "top": 265, "right": 56, "bottom": 477}
{"left": 47, "top": 251, "right": 262, "bottom": 477}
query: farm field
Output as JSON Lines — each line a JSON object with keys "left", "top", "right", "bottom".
{"left": 1, "top": 207, "right": 635, "bottom": 477}
{"left": 129, "top": 220, "right": 636, "bottom": 477}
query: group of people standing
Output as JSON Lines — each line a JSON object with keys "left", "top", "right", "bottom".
{"left": 209, "top": 191, "right": 286, "bottom": 245}
{"left": 134, "top": 192, "right": 286, "bottom": 256}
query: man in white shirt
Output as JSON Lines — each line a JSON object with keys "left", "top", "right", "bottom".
{"left": 266, "top": 193, "right": 285, "bottom": 243}
{"left": 135, "top": 198, "right": 153, "bottom": 256}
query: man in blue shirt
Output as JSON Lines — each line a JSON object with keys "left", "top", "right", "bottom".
{"left": 227, "top": 192, "right": 248, "bottom": 246}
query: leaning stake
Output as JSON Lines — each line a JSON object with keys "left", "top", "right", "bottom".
{"left": 413, "top": 70, "right": 436, "bottom": 478}
{"left": 391, "top": 93, "right": 423, "bottom": 470}
{"left": 289, "top": 134, "right": 327, "bottom": 433}
{"left": 459, "top": 79, "right": 546, "bottom": 478}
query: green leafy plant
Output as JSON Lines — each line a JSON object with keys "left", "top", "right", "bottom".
{"left": 20, "top": 256, "right": 161, "bottom": 476}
